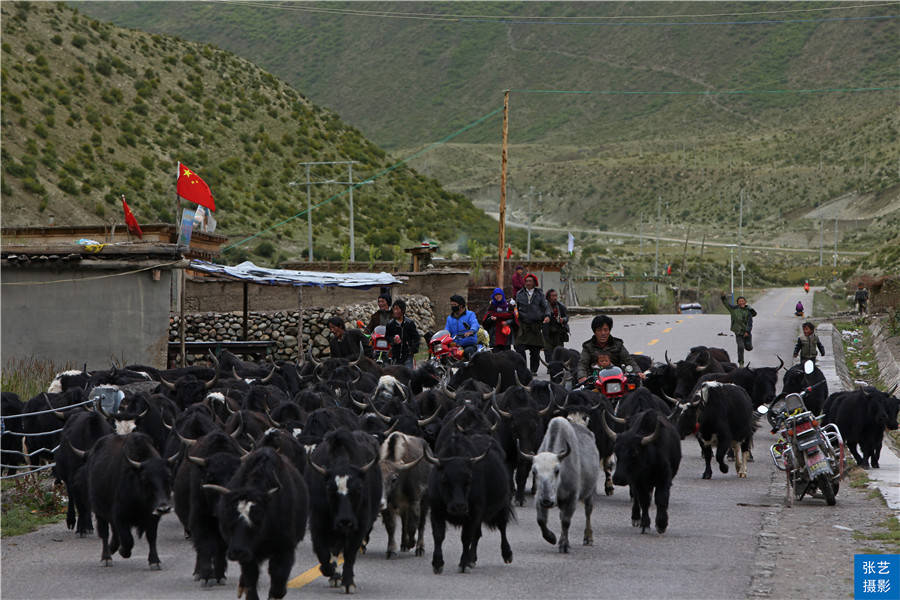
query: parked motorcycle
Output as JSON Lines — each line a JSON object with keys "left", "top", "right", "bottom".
{"left": 760, "top": 360, "right": 845, "bottom": 506}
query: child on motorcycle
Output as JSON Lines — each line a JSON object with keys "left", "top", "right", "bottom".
{"left": 592, "top": 350, "right": 613, "bottom": 375}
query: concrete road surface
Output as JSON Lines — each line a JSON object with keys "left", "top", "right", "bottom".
{"left": 2, "top": 288, "right": 843, "bottom": 600}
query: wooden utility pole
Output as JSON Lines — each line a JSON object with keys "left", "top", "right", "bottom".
{"left": 696, "top": 231, "right": 707, "bottom": 296}
{"left": 677, "top": 225, "right": 691, "bottom": 304}
{"left": 497, "top": 90, "right": 510, "bottom": 289}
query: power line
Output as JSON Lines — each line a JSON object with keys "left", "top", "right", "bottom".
{"left": 217, "top": 1, "right": 900, "bottom": 22}
{"left": 510, "top": 85, "right": 900, "bottom": 96}
{"left": 461, "top": 14, "right": 898, "bottom": 26}
{"left": 223, "top": 105, "right": 504, "bottom": 251}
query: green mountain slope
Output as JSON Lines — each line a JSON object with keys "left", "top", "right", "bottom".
{"left": 69, "top": 1, "right": 900, "bottom": 250}
{"left": 0, "top": 2, "right": 506, "bottom": 264}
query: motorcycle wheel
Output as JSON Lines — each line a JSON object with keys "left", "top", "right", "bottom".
{"left": 817, "top": 474, "right": 836, "bottom": 506}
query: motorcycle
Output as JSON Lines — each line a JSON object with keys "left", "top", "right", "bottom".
{"left": 371, "top": 325, "right": 391, "bottom": 366}
{"left": 582, "top": 365, "right": 641, "bottom": 403}
{"left": 760, "top": 360, "right": 845, "bottom": 507}
{"left": 427, "top": 329, "right": 465, "bottom": 371}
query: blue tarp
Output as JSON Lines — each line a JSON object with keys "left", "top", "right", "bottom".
{"left": 189, "top": 260, "right": 402, "bottom": 289}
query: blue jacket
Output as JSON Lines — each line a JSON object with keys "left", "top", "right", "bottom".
{"left": 445, "top": 310, "right": 479, "bottom": 347}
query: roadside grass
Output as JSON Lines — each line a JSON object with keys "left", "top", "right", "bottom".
{"left": 0, "top": 474, "right": 68, "bottom": 537}
{"left": 853, "top": 516, "right": 900, "bottom": 553}
{"left": 1, "top": 358, "right": 68, "bottom": 536}
{"left": 813, "top": 291, "right": 847, "bottom": 316}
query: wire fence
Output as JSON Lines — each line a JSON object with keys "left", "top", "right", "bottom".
{"left": 0, "top": 397, "right": 93, "bottom": 480}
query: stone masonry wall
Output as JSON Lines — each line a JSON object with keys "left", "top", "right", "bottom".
{"left": 169, "top": 295, "right": 434, "bottom": 363}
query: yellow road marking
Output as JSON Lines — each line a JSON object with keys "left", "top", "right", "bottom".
{"left": 675, "top": 319, "right": 683, "bottom": 323}
{"left": 662, "top": 327, "right": 672, "bottom": 333}
{"left": 774, "top": 293, "right": 790, "bottom": 316}
{"left": 648, "top": 339, "right": 659, "bottom": 346}
{"left": 634, "top": 351, "right": 644, "bottom": 355}
{"left": 687, "top": 315, "right": 695, "bottom": 319}
{"left": 288, "top": 557, "right": 344, "bottom": 589}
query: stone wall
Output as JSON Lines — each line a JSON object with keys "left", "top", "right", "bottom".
{"left": 169, "top": 295, "right": 434, "bottom": 363}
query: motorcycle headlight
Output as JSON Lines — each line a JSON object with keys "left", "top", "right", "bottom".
{"left": 606, "top": 382, "right": 622, "bottom": 394}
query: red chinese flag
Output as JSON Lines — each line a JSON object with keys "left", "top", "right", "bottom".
{"left": 121, "top": 196, "right": 143, "bottom": 239}
{"left": 506, "top": 245, "right": 513, "bottom": 259}
{"left": 176, "top": 163, "right": 215, "bottom": 211}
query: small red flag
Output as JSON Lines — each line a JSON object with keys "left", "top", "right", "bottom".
{"left": 506, "top": 246, "right": 513, "bottom": 259}
{"left": 121, "top": 195, "right": 143, "bottom": 239}
{"left": 176, "top": 162, "right": 215, "bottom": 211}
{"left": 666, "top": 264, "right": 672, "bottom": 275}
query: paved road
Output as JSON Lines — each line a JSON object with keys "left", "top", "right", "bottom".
{"left": 3, "top": 289, "right": 819, "bottom": 600}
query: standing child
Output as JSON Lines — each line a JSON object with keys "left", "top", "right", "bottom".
{"left": 793, "top": 321, "right": 825, "bottom": 365}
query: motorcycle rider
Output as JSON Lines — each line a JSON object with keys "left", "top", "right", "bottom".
{"left": 795, "top": 300, "right": 804, "bottom": 317}
{"left": 577, "top": 315, "right": 640, "bottom": 384}
{"left": 793, "top": 322, "right": 825, "bottom": 365}
{"left": 385, "top": 298, "right": 419, "bottom": 368}
{"left": 445, "top": 294, "right": 479, "bottom": 358}
{"left": 721, "top": 293, "right": 756, "bottom": 367}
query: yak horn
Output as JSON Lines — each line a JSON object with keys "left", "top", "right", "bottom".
{"left": 309, "top": 458, "right": 328, "bottom": 476}
{"left": 259, "top": 366, "right": 277, "bottom": 384}
{"left": 661, "top": 390, "right": 680, "bottom": 407}
{"left": 537, "top": 395, "right": 555, "bottom": 417}
{"left": 492, "top": 396, "right": 512, "bottom": 419}
{"left": 202, "top": 484, "right": 231, "bottom": 495}
{"left": 517, "top": 439, "right": 534, "bottom": 460}
{"left": 188, "top": 455, "right": 208, "bottom": 468}
{"left": 557, "top": 442, "right": 571, "bottom": 461}
{"left": 641, "top": 419, "right": 661, "bottom": 446}
{"left": 538, "top": 355, "right": 550, "bottom": 368}
{"left": 367, "top": 397, "right": 393, "bottom": 423}
{"left": 349, "top": 344, "right": 364, "bottom": 366}
{"left": 514, "top": 370, "right": 533, "bottom": 393}
{"left": 393, "top": 453, "right": 424, "bottom": 471}
{"left": 229, "top": 412, "right": 244, "bottom": 439}
{"left": 424, "top": 447, "right": 440, "bottom": 465}
{"left": 159, "top": 376, "right": 177, "bottom": 391}
{"left": 177, "top": 430, "right": 198, "bottom": 446}
{"left": 46, "top": 393, "right": 66, "bottom": 420}
{"left": 665, "top": 350, "right": 673, "bottom": 367}
{"left": 441, "top": 383, "right": 457, "bottom": 400}
{"left": 125, "top": 452, "right": 144, "bottom": 470}
{"left": 600, "top": 411, "right": 618, "bottom": 441}
{"left": 67, "top": 438, "right": 87, "bottom": 459}
{"left": 417, "top": 406, "right": 442, "bottom": 428}
{"left": 776, "top": 355, "right": 785, "bottom": 372}
{"left": 359, "top": 456, "right": 378, "bottom": 473}
{"left": 607, "top": 412, "right": 627, "bottom": 425}
{"left": 204, "top": 354, "right": 219, "bottom": 389}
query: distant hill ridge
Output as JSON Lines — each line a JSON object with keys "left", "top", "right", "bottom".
{"left": 1, "top": 2, "right": 514, "bottom": 265}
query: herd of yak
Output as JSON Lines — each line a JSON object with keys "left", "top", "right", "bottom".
{"left": 1, "top": 344, "right": 898, "bottom": 599}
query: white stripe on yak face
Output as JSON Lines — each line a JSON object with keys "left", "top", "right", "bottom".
{"left": 115, "top": 420, "right": 136, "bottom": 435}
{"left": 237, "top": 500, "right": 254, "bottom": 526}
{"left": 335, "top": 475, "right": 350, "bottom": 496}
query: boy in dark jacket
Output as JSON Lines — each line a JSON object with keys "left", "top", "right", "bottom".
{"left": 793, "top": 322, "right": 825, "bottom": 365}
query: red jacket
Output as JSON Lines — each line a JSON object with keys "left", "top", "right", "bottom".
{"left": 511, "top": 272, "right": 525, "bottom": 297}
{"left": 483, "top": 309, "right": 517, "bottom": 346}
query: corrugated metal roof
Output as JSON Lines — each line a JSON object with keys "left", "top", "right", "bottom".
{"left": 188, "top": 260, "right": 402, "bottom": 288}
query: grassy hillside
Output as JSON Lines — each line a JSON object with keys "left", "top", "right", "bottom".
{"left": 0, "top": 2, "right": 518, "bottom": 265}
{"left": 69, "top": 1, "right": 900, "bottom": 259}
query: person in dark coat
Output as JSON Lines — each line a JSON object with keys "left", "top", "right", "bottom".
{"left": 327, "top": 316, "right": 372, "bottom": 359}
{"left": 483, "top": 287, "right": 517, "bottom": 352}
{"left": 542, "top": 289, "right": 569, "bottom": 362}
{"left": 515, "top": 273, "right": 548, "bottom": 375}
{"left": 854, "top": 283, "right": 869, "bottom": 315}
{"left": 511, "top": 265, "right": 526, "bottom": 298}
{"left": 577, "top": 315, "right": 639, "bottom": 383}
{"left": 385, "top": 299, "right": 420, "bottom": 368}
{"left": 367, "top": 294, "right": 392, "bottom": 333}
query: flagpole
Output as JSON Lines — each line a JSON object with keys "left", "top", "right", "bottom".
{"left": 497, "top": 89, "right": 509, "bottom": 290}
{"left": 175, "top": 162, "right": 182, "bottom": 246}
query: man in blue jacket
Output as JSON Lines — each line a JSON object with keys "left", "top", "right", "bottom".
{"left": 445, "top": 294, "right": 479, "bottom": 358}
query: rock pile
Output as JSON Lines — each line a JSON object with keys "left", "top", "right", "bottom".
{"left": 169, "top": 295, "right": 434, "bottom": 363}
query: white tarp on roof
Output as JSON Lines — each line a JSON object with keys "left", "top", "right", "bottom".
{"left": 189, "top": 260, "right": 402, "bottom": 288}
